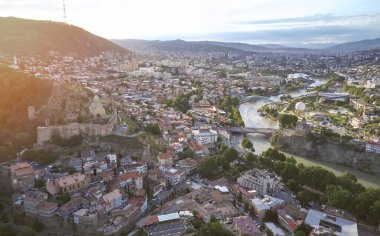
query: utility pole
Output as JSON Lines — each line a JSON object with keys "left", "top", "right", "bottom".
{"left": 63, "top": 0, "right": 67, "bottom": 24}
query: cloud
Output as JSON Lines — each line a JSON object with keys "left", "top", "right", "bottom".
{"left": 236, "top": 14, "right": 367, "bottom": 25}
{"left": 195, "top": 25, "right": 380, "bottom": 45}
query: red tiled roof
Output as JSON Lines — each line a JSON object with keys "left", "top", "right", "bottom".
{"left": 145, "top": 215, "right": 158, "bottom": 226}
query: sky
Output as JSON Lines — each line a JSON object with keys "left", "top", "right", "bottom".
{"left": 0, "top": 0, "right": 380, "bottom": 47}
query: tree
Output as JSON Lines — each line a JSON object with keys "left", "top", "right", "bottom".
{"left": 67, "top": 166, "right": 77, "bottom": 175}
{"left": 223, "top": 147, "right": 239, "bottom": 163}
{"left": 353, "top": 188, "right": 380, "bottom": 219}
{"left": 245, "top": 152, "right": 257, "bottom": 166}
{"left": 294, "top": 231, "right": 306, "bottom": 236}
{"left": 144, "top": 124, "right": 161, "bottom": 135}
{"left": 278, "top": 113, "right": 298, "bottom": 128}
{"left": 326, "top": 185, "right": 353, "bottom": 210}
{"left": 0, "top": 224, "right": 17, "bottom": 236}
{"left": 18, "top": 228, "right": 37, "bottom": 236}
{"left": 34, "top": 179, "right": 44, "bottom": 188}
{"left": 295, "top": 223, "right": 313, "bottom": 236}
{"left": 178, "top": 149, "right": 194, "bottom": 159}
{"left": 263, "top": 210, "right": 278, "bottom": 223}
{"left": 242, "top": 137, "right": 253, "bottom": 150}
{"left": 286, "top": 179, "right": 299, "bottom": 192}
{"left": 57, "top": 191, "right": 71, "bottom": 204}
{"left": 32, "top": 218, "right": 45, "bottom": 232}
{"left": 200, "top": 158, "right": 218, "bottom": 179}
{"left": 368, "top": 200, "right": 380, "bottom": 226}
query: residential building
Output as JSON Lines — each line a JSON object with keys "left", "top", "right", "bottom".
{"left": 81, "top": 150, "right": 96, "bottom": 162}
{"left": 277, "top": 209, "right": 299, "bottom": 233}
{"left": 365, "top": 141, "right": 380, "bottom": 154}
{"left": 10, "top": 162, "right": 35, "bottom": 190}
{"left": 110, "top": 171, "right": 143, "bottom": 190}
{"left": 157, "top": 150, "right": 173, "bottom": 165}
{"left": 265, "top": 222, "right": 285, "bottom": 236}
{"left": 165, "top": 168, "right": 187, "bottom": 186}
{"left": 73, "top": 208, "right": 98, "bottom": 225}
{"left": 106, "top": 153, "right": 117, "bottom": 167}
{"left": 233, "top": 216, "right": 261, "bottom": 236}
{"left": 68, "top": 158, "right": 83, "bottom": 172}
{"left": 305, "top": 209, "right": 358, "bottom": 236}
{"left": 47, "top": 173, "right": 90, "bottom": 195}
{"left": 102, "top": 189, "right": 123, "bottom": 212}
{"left": 37, "top": 201, "right": 58, "bottom": 217}
{"left": 251, "top": 196, "right": 284, "bottom": 218}
{"left": 60, "top": 197, "right": 89, "bottom": 218}
{"left": 177, "top": 158, "right": 198, "bottom": 175}
{"left": 123, "top": 161, "right": 148, "bottom": 175}
{"left": 23, "top": 191, "right": 57, "bottom": 217}
{"left": 148, "top": 179, "right": 164, "bottom": 197}
{"left": 192, "top": 129, "right": 218, "bottom": 145}
{"left": 237, "top": 169, "right": 275, "bottom": 196}
{"left": 23, "top": 191, "right": 47, "bottom": 215}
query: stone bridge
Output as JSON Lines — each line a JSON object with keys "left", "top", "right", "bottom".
{"left": 226, "top": 127, "right": 278, "bottom": 136}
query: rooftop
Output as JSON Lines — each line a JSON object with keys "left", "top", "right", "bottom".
{"left": 305, "top": 209, "right": 358, "bottom": 236}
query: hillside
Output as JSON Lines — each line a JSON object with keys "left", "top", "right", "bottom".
{"left": 113, "top": 39, "right": 323, "bottom": 55}
{"left": 0, "top": 17, "right": 130, "bottom": 57}
{"left": 328, "top": 37, "right": 380, "bottom": 51}
{"left": 0, "top": 65, "right": 52, "bottom": 161}
{"left": 112, "top": 39, "right": 251, "bottom": 56}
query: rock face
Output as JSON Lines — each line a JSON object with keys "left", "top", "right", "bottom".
{"left": 278, "top": 135, "right": 380, "bottom": 175}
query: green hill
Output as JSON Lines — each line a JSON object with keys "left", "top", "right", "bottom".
{"left": 0, "top": 17, "right": 130, "bottom": 57}
{"left": 0, "top": 65, "right": 52, "bottom": 161}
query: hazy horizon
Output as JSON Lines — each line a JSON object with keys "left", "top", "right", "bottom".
{"left": 1, "top": 0, "right": 380, "bottom": 48}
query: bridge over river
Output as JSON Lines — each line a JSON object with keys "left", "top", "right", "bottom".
{"left": 226, "top": 127, "right": 278, "bottom": 136}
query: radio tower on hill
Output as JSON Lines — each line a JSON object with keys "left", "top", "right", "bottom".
{"left": 63, "top": 0, "right": 67, "bottom": 24}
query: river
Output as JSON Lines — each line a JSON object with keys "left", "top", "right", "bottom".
{"left": 238, "top": 79, "right": 380, "bottom": 188}
{"left": 239, "top": 79, "right": 324, "bottom": 154}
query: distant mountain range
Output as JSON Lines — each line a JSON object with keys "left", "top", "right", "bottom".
{"left": 327, "top": 37, "right": 380, "bottom": 51}
{"left": 0, "top": 17, "right": 130, "bottom": 57}
{"left": 113, "top": 37, "right": 380, "bottom": 55}
{"left": 112, "top": 39, "right": 324, "bottom": 56}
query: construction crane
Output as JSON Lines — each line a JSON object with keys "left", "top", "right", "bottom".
{"left": 63, "top": 0, "right": 67, "bottom": 24}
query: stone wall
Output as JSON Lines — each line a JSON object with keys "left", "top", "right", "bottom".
{"left": 37, "top": 111, "right": 118, "bottom": 145}
{"left": 278, "top": 134, "right": 380, "bottom": 175}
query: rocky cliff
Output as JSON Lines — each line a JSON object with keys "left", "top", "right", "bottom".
{"left": 277, "top": 134, "right": 380, "bottom": 175}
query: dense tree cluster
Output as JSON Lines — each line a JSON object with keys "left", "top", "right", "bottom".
{"left": 219, "top": 96, "right": 244, "bottom": 126}
{"left": 197, "top": 215, "right": 233, "bottom": 236}
{"left": 0, "top": 65, "right": 52, "bottom": 161}
{"left": 21, "top": 149, "right": 59, "bottom": 165}
{"left": 164, "top": 93, "right": 191, "bottom": 114}
{"left": 260, "top": 148, "right": 380, "bottom": 225}
{"left": 143, "top": 123, "right": 161, "bottom": 135}
{"left": 199, "top": 145, "right": 240, "bottom": 179}
{"left": 314, "top": 73, "right": 345, "bottom": 92}
{"left": 278, "top": 113, "right": 298, "bottom": 128}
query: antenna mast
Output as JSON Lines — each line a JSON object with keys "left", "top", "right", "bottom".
{"left": 63, "top": 0, "right": 67, "bottom": 24}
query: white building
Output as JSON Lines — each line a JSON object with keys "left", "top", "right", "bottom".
{"left": 305, "top": 209, "right": 358, "bottom": 236}
{"left": 165, "top": 168, "right": 187, "bottom": 186}
{"left": 365, "top": 141, "right": 380, "bottom": 154}
{"left": 106, "top": 154, "right": 117, "bottom": 166}
{"left": 251, "top": 195, "right": 284, "bottom": 218}
{"left": 237, "top": 169, "right": 275, "bottom": 196}
{"left": 265, "top": 222, "right": 285, "bottom": 236}
{"left": 192, "top": 129, "right": 218, "bottom": 145}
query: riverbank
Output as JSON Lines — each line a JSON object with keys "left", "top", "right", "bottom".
{"left": 238, "top": 77, "right": 380, "bottom": 189}
{"left": 281, "top": 151, "right": 380, "bottom": 188}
